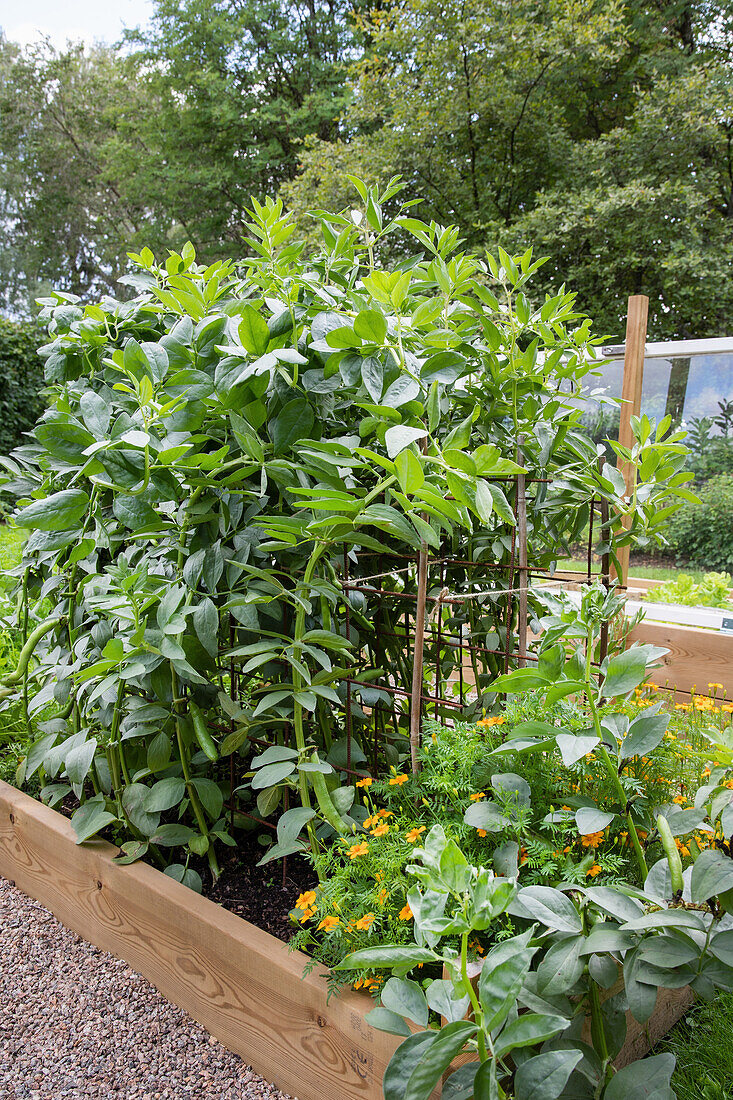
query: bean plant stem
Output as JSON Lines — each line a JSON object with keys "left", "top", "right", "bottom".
{"left": 584, "top": 638, "right": 648, "bottom": 881}
{"left": 461, "top": 931, "right": 488, "bottom": 1062}
{"left": 171, "top": 666, "right": 221, "bottom": 879}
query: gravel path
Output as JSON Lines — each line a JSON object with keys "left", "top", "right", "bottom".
{"left": 0, "top": 876, "right": 295, "bottom": 1100}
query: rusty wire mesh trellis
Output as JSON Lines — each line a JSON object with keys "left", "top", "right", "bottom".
{"left": 221, "top": 471, "right": 616, "bottom": 860}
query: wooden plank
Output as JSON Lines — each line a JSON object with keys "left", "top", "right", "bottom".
{"left": 580, "top": 978, "right": 693, "bottom": 1068}
{"left": 0, "top": 781, "right": 398, "bottom": 1100}
{"left": 629, "top": 619, "right": 733, "bottom": 696}
{"left": 614, "top": 295, "right": 649, "bottom": 587}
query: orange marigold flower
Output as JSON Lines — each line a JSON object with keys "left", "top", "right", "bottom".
{"left": 673, "top": 795, "right": 687, "bottom": 805}
{"left": 299, "top": 906, "right": 316, "bottom": 923}
{"left": 586, "top": 864, "right": 602, "bottom": 878}
{"left": 389, "top": 774, "right": 409, "bottom": 786}
{"left": 519, "top": 846, "right": 528, "bottom": 864}
{"left": 405, "top": 826, "right": 426, "bottom": 843}
{"left": 355, "top": 912, "right": 375, "bottom": 931}
{"left": 370, "top": 823, "right": 390, "bottom": 838}
{"left": 476, "top": 716, "right": 507, "bottom": 728}
{"left": 709, "top": 683, "right": 724, "bottom": 692}
{"left": 398, "top": 904, "right": 413, "bottom": 921}
{"left": 348, "top": 842, "right": 369, "bottom": 859}
{"left": 376, "top": 888, "right": 388, "bottom": 904}
{"left": 377, "top": 809, "right": 394, "bottom": 818}
{"left": 476, "top": 828, "right": 487, "bottom": 838}
{"left": 469, "top": 791, "right": 486, "bottom": 802}
{"left": 318, "top": 915, "right": 340, "bottom": 932}
{"left": 295, "top": 890, "right": 317, "bottom": 910}
{"left": 581, "top": 831, "right": 605, "bottom": 847}
{"left": 353, "top": 977, "right": 380, "bottom": 990}
{"left": 356, "top": 777, "right": 373, "bottom": 788}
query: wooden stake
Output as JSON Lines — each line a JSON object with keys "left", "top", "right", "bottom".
{"left": 409, "top": 543, "right": 428, "bottom": 774}
{"left": 613, "top": 294, "right": 648, "bottom": 587}
{"left": 516, "top": 443, "right": 528, "bottom": 667}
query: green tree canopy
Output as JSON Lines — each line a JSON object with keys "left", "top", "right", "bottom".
{"left": 2, "top": 0, "right": 733, "bottom": 337}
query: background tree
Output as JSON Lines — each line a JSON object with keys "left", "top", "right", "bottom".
{"left": 285, "top": 0, "right": 733, "bottom": 338}
{"left": 3, "top": 0, "right": 733, "bottom": 338}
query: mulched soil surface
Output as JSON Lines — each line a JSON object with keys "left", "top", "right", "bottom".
{"left": 0, "top": 875, "right": 296, "bottom": 1100}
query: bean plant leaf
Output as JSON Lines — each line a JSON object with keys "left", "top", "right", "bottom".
{"left": 404, "top": 1021, "right": 478, "bottom": 1100}
{"left": 690, "top": 848, "right": 733, "bottom": 903}
{"left": 602, "top": 648, "right": 652, "bottom": 697}
{"left": 493, "top": 1013, "right": 570, "bottom": 1059}
{"left": 479, "top": 935, "right": 536, "bottom": 1031}
{"left": 383, "top": 1033, "right": 437, "bottom": 1100}
{"left": 575, "top": 807, "right": 615, "bottom": 834}
{"left": 513, "top": 1049, "right": 583, "bottom": 1100}
{"left": 619, "top": 713, "right": 669, "bottom": 760}
{"left": 602, "top": 1053, "right": 676, "bottom": 1099}
{"left": 489, "top": 668, "right": 551, "bottom": 693}
{"left": 336, "top": 946, "right": 438, "bottom": 970}
{"left": 381, "top": 977, "right": 429, "bottom": 1027}
{"left": 71, "top": 796, "right": 117, "bottom": 844}
{"left": 122, "top": 782, "right": 161, "bottom": 837}
{"left": 385, "top": 424, "right": 428, "bottom": 459}
{"left": 270, "top": 398, "right": 315, "bottom": 454}
{"left": 250, "top": 761, "right": 297, "bottom": 789}
{"left": 238, "top": 305, "right": 270, "bottom": 355}
{"left": 16, "top": 489, "right": 89, "bottom": 531}
{"left": 555, "top": 733, "right": 599, "bottom": 767}
{"left": 144, "top": 777, "right": 186, "bottom": 812}
{"left": 425, "top": 979, "right": 471, "bottom": 1023}
{"left": 364, "top": 1007, "right": 411, "bottom": 1037}
{"left": 509, "top": 887, "right": 583, "bottom": 933}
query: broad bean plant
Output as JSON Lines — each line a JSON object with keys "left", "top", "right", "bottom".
{"left": 0, "top": 179, "right": 691, "bottom": 884}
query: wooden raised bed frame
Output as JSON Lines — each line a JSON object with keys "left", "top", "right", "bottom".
{"left": 0, "top": 781, "right": 693, "bottom": 1099}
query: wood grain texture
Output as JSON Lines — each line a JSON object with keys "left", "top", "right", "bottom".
{"left": 580, "top": 975, "right": 693, "bottom": 1069}
{"left": 0, "top": 782, "right": 398, "bottom": 1100}
{"left": 614, "top": 294, "right": 649, "bottom": 587}
{"left": 629, "top": 620, "right": 733, "bottom": 696}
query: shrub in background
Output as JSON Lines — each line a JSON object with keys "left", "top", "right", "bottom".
{"left": 0, "top": 318, "right": 45, "bottom": 457}
{"left": 663, "top": 474, "right": 733, "bottom": 571}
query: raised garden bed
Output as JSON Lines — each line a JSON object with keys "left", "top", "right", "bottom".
{"left": 0, "top": 781, "right": 695, "bottom": 1100}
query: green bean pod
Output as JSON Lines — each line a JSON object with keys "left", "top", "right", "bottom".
{"left": 2, "top": 616, "right": 64, "bottom": 687}
{"left": 310, "top": 762, "right": 348, "bottom": 834}
{"left": 189, "top": 700, "right": 218, "bottom": 762}
{"left": 657, "top": 814, "right": 684, "bottom": 896}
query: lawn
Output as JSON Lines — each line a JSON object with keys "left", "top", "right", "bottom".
{"left": 555, "top": 557, "right": 706, "bottom": 583}
{"left": 661, "top": 993, "right": 733, "bottom": 1100}
{"left": 0, "top": 523, "right": 25, "bottom": 593}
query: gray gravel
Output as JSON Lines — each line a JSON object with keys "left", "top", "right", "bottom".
{"left": 0, "top": 875, "right": 295, "bottom": 1100}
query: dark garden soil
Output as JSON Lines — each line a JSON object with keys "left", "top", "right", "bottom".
{"left": 204, "top": 830, "right": 315, "bottom": 943}
{"left": 56, "top": 793, "right": 313, "bottom": 943}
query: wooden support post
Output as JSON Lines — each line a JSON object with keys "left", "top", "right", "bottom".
{"left": 516, "top": 448, "right": 528, "bottom": 668}
{"left": 613, "top": 294, "right": 648, "bottom": 587}
{"left": 409, "top": 544, "right": 428, "bottom": 774}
